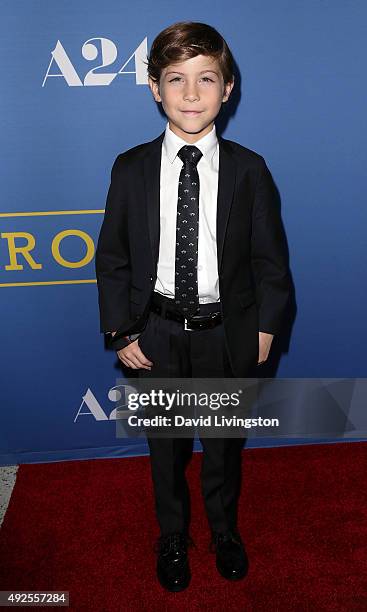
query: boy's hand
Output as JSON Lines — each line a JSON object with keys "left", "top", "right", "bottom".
{"left": 117, "top": 339, "right": 153, "bottom": 370}
{"left": 257, "top": 331, "right": 274, "bottom": 365}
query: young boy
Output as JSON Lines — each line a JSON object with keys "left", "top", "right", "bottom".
{"left": 95, "top": 21, "right": 291, "bottom": 592}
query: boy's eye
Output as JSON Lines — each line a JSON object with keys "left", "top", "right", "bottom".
{"left": 169, "top": 76, "right": 214, "bottom": 83}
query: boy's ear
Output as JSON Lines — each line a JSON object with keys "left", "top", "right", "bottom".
{"left": 148, "top": 77, "right": 162, "bottom": 103}
{"left": 222, "top": 77, "right": 235, "bottom": 103}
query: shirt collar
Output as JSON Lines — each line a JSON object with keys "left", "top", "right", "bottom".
{"left": 163, "top": 120, "right": 218, "bottom": 165}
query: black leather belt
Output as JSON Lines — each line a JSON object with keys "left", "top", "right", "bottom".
{"left": 150, "top": 294, "right": 222, "bottom": 331}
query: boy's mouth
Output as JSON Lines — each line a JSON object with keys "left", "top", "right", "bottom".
{"left": 181, "top": 111, "right": 203, "bottom": 116}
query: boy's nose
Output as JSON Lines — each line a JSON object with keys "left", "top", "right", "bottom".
{"left": 183, "top": 86, "right": 199, "bottom": 100}
{"left": 184, "top": 93, "right": 200, "bottom": 102}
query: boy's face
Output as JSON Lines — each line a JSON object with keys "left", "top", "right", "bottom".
{"left": 149, "top": 54, "right": 234, "bottom": 143}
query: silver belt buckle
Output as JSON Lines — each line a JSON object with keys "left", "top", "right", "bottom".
{"left": 184, "top": 318, "right": 194, "bottom": 331}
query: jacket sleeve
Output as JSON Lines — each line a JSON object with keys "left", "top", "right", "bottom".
{"left": 95, "top": 154, "right": 131, "bottom": 333}
{"left": 251, "top": 158, "right": 291, "bottom": 335}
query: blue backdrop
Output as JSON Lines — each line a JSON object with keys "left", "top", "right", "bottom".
{"left": 1, "top": 1, "right": 366, "bottom": 464}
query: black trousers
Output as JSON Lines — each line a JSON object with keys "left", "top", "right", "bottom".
{"left": 137, "top": 294, "right": 247, "bottom": 536}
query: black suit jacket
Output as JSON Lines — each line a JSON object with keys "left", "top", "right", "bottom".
{"left": 95, "top": 129, "right": 291, "bottom": 376}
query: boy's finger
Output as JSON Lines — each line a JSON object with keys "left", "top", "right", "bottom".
{"left": 126, "top": 350, "right": 152, "bottom": 370}
{"left": 119, "top": 356, "right": 137, "bottom": 369}
{"left": 126, "top": 353, "right": 147, "bottom": 369}
{"left": 133, "top": 345, "right": 153, "bottom": 366}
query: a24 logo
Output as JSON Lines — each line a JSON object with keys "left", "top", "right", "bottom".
{"left": 75, "top": 385, "right": 135, "bottom": 422}
{"left": 42, "top": 37, "right": 148, "bottom": 87}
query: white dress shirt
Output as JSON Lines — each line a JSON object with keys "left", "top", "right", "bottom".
{"left": 154, "top": 121, "right": 220, "bottom": 303}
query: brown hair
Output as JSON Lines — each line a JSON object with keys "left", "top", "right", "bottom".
{"left": 145, "top": 21, "right": 234, "bottom": 85}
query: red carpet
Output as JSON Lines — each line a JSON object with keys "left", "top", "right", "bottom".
{"left": 0, "top": 442, "right": 366, "bottom": 611}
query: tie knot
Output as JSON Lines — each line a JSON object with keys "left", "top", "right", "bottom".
{"left": 177, "top": 145, "right": 203, "bottom": 167}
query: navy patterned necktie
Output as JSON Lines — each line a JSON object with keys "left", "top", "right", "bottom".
{"left": 174, "top": 145, "right": 203, "bottom": 317}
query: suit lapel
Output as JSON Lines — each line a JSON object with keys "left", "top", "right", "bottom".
{"left": 216, "top": 135, "right": 236, "bottom": 272}
{"left": 143, "top": 130, "right": 236, "bottom": 274}
{"left": 143, "top": 131, "right": 165, "bottom": 268}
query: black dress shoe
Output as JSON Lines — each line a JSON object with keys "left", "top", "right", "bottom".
{"left": 210, "top": 529, "right": 248, "bottom": 580}
{"left": 154, "top": 532, "right": 193, "bottom": 592}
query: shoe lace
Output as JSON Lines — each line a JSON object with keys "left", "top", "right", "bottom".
{"left": 153, "top": 532, "right": 196, "bottom": 555}
{"left": 209, "top": 529, "right": 241, "bottom": 553}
